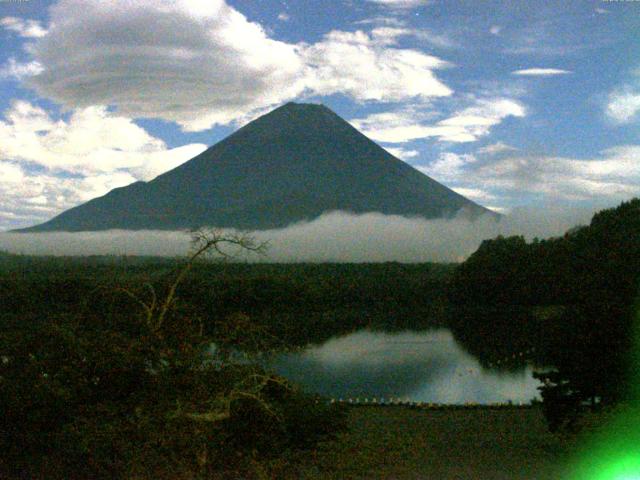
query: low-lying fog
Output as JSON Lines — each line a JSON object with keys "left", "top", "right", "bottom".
{"left": 0, "top": 206, "right": 598, "bottom": 262}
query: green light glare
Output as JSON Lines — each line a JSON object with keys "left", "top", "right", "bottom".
{"left": 591, "top": 456, "right": 640, "bottom": 480}
{"left": 565, "top": 408, "right": 640, "bottom": 480}
{"left": 565, "top": 305, "right": 640, "bottom": 480}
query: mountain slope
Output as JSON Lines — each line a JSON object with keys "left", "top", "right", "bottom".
{"left": 17, "top": 102, "right": 494, "bottom": 232}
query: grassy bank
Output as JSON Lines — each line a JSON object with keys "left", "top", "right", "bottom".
{"left": 294, "top": 406, "right": 566, "bottom": 479}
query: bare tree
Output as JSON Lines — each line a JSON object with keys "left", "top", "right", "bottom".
{"left": 119, "top": 229, "right": 267, "bottom": 336}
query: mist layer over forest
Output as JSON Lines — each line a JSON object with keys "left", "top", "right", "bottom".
{"left": 0, "top": 205, "right": 599, "bottom": 261}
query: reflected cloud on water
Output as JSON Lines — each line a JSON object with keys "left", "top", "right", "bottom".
{"left": 266, "top": 329, "right": 542, "bottom": 404}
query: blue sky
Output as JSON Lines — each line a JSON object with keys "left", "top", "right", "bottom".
{"left": 0, "top": 0, "right": 639, "bottom": 231}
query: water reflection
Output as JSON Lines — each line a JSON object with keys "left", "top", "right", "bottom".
{"left": 266, "top": 329, "right": 542, "bottom": 404}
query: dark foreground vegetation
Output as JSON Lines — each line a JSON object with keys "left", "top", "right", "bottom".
{"left": 1, "top": 199, "right": 640, "bottom": 478}
{"left": 0, "top": 234, "right": 353, "bottom": 479}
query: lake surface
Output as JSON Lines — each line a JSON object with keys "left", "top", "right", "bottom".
{"left": 265, "top": 329, "right": 542, "bottom": 404}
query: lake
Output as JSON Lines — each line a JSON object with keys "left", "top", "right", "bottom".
{"left": 265, "top": 329, "right": 542, "bottom": 404}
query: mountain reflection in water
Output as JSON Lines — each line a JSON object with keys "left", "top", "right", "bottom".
{"left": 266, "top": 329, "right": 542, "bottom": 404}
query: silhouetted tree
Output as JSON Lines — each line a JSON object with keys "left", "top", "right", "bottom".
{"left": 451, "top": 199, "right": 640, "bottom": 431}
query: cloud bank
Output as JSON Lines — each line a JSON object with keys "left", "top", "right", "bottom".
{"left": 411, "top": 144, "right": 640, "bottom": 212}
{"left": 0, "top": 101, "right": 206, "bottom": 229}
{"left": 0, "top": 207, "right": 599, "bottom": 262}
{"left": 23, "top": 0, "right": 452, "bottom": 131}
{"left": 471, "top": 145, "right": 640, "bottom": 200}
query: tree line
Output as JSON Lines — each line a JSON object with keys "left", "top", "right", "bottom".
{"left": 449, "top": 198, "right": 640, "bottom": 430}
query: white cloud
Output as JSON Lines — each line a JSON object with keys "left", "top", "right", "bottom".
{"left": 25, "top": 0, "right": 452, "bottom": 132}
{"left": 352, "top": 98, "right": 525, "bottom": 144}
{"left": 437, "top": 98, "right": 525, "bottom": 141}
{"left": 370, "top": 26, "right": 414, "bottom": 45}
{"left": 417, "top": 152, "right": 477, "bottom": 181}
{"left": 471, "top": 145, "right": 640, "bottom": 201}
{"left": 384, "top": 146, "right": 419, "bottom": 160}
{"left": 451, "top": 187, "right": 497, "bottom": 204}
{"left": 511, "top": 68, "right": 572, "bottom": 76}
{"left": 409, "top": 145, "right": 640, "bottom": 207}
{"left": 370, "top": 26, "right": 454, "bottom": 49}
{"left": 0, "top": 58, "right": 43, "bottom": 80}
{"left": 365, "top": 0, "right": 430, "bottom": 8}
{"left": 0, "top": 101, "right": 206, "bottom": 177}
{"left": 486, "top": 206, "right": 510, "bottom": 215}
{"left": 353, "top": 17, "right": 407, "bottom": 27}
{"left": 0, "top": 16, "right": 47, "bottom": 38}
{"left": 0, "top": 161, "right": 140, "bottom": 231}
{"left": 0, "top": 208, "right": 600, "bottom": 261}
{"left": 277, "top": 12, "right": 290, "bottom": 22}
{"left": 351, "top": 109, "right": 434, "bottom": 143}
{"left": 606, "top": 88, "right": 640, "bottom": 123}
{"left": 605, "top": 68, "right": 640, "bottom": 123}
{"left": 477, "top": 142, "right": 517, "bottom": 156}
{"left": 0, "top": 101, "right": 207, "bottom": 229}
{"left": 301, "top": 29, "right": 451, "bottom": 102}
{"left": 28, "top": 0, "right": 306, "bottom": 132}
{"left": 0, "top": 161, "right": 24, "bottom": 183}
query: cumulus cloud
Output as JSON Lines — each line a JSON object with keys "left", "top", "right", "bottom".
{"left": 0, "top": 207, "right": 599, "bottom": 260}
{"left": 301, "top": 29, "right": 451, "bottom": 102}
{"left": 0, "top": 101, "right": 206, "bottom": 177}
{"left": 606, "top": 88, "right": 640, "bottom": 123}
{"left": 25, "top": 0, "right": 452, "bottom": 131}
{"left": 0, "top": 16, "right": 47, "bottom": 38}
{"left": 351, "top": 98, "right": 525, "bottom": 143}
{"left": 0, "top": 101, "right": 207, "bottom": 230}
{"left": 437, "top": 98, "right": 525, "bottom": 142}
{"left": 469, "top": 145, "right": 640, "bottom": 201}
{"left": 511, "top": 68, "right": 572, "bottom": 76}
{"left": 0, "top": 58, "right": 43, "bottom": 80}
{"left": 384, "top": 146, "right": 419, "bottom": 160}
{"left": 0, "top": 161, "right": 140, "bottom": 231}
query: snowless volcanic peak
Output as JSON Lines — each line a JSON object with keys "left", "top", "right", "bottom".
{"left": 17, "top": 102, "right": 494, "bottom": 232}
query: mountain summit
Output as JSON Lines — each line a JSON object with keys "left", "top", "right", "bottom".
{"left": 18, "top": 102, "right": 494, "bottom": 232}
